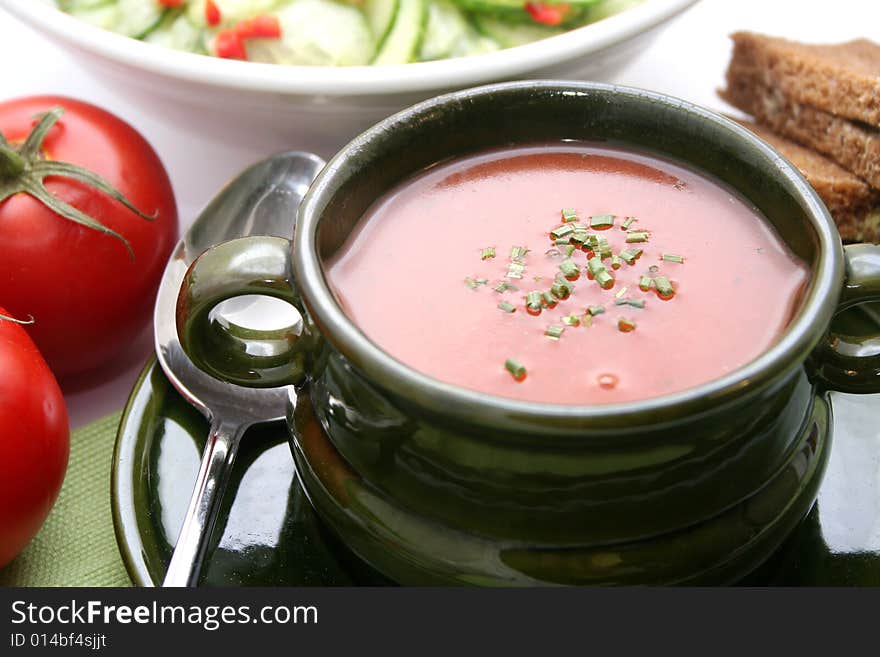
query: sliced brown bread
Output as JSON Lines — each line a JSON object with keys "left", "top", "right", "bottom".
{"left": 728, "top": 32, "right": 880, "bottom": 127}
{"left": 721, "top": 61, "right": 880, "bottom": 190}
{"left": 732, "top": 118, "right": 880, "bottom": 242}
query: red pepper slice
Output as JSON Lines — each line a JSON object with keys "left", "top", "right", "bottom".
{"left": 214, "top": 30, "right": 247, "bottom": 60}
{"left": 524, "top": 2, "right": 571, "bottom": 26}
{"left": 205, "top": 0, "right": 222, "bottom": 26}
{"left": 236, "top": 15, "right": 282, "bottom": 39}
{"left": 213, "top": 14, "right": 283, "bottom": 60}
{"left": 157, "top": 0, "right": 186, "bottom": 7}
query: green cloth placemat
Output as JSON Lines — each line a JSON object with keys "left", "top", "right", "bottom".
{"left": 0, "top": 411, "right": 132, "bottom": 587}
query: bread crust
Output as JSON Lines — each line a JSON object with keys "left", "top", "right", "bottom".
{"left": 721, "top": 62, "right": 880, "bottom": 190}
{"left": 729, "top": 118, "right": 880, "bottom": 242}
{"left": 729, "top": 31, "right": 880, "bottom": 127}
{"left": 722, "top": 32, "right": 880, "bottom": 242}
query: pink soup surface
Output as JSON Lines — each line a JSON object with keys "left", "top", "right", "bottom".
{"left": 326, "top": 144, "right": 810, "bottom": 404}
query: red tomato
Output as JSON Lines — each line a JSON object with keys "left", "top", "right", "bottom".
{"left": 0, "top": 309, "right": 69, "bottom": 568}
{"left": 0, "top": 96, "right": 178, "bottom": 379}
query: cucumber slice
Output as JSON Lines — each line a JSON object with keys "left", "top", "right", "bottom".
{"left": 111, "top": 0, "right": 166, "bottom": 38}
{"left": 364, "top": 0, "right": 400, "bottom": 48}
{"left": 419, "top": 1, "right": 470, "bottom": 61}
{"left": 473, "top": 15, "right": 565, "bottom": 48}
{"left": 63, "top": 4, "right": 118, "bottom": 30}
{"left": 452, "top": 0, "right": 597, "bottom": 27}
{"left": 67, "top": 0, "right": 166, "bottom": 39}
{"left": 453, "top": 0, "right": 600, "bottom": 10}
{"left": 144, "top": 12, "right": 205, "bottom": 53}
{"left": 448, "top": 29, "right": 500, "bottom": 57}
{"left": 372, "top": 0, "right": 427, "bottom": 65}
{"left": 186, "top": 0, "right": 285, "bottom": 27}
{"left": 585, "top": 0, "right": 645, "bottom": 21}
{"left": 59, "top": 0, "right": 112, "bottom": 10}
{"left": 244, "top": 0, "right": 375, "bottom": 66}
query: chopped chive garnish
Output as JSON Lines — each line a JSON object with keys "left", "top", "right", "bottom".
{"left": 619, "top": 248, "right": 643, "bottom": 265}
{"left": 587, "top": 256, "right": 605, "bottom": 277}
{"left": 551, "top": 281, "right": 572, "bottom": 300}
{"left": 510, "top": 246, "right": 529, "bottom": 261}
{"left": 505, "top": 358, "right": 527, "bottom": 381}
{"left": 626, "top": 231, "right": 650, "bottom": 243}
{"left": 550, "top": 224, "right": 575, "bottom": 240}
{"left": 559, "top": 258, "right": 579, "bottom": 279}
{"left": 526, "top": 291, "right": 544, "bottom": 314}
{"left": 596, "top": 270, "right": 614, "bottom": 289}
{"left": 463, "top": 206, "right": 679, "bottom": 342}
{"left": 654, "top": 276, "right": 675, "bottom": 298}
{"left": 586, "top": 256, "right": 614, "bottom": 287}
{"left": 590, "top": 213, "right": 615, "bottom": 229}
{"left": 615, "top": 298, "right": 646, "bottom": 309}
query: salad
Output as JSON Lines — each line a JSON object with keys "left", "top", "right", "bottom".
{"left": 56, "top": 0, "right": 644, "bottom": 66}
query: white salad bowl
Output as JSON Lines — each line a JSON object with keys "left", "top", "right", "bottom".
{"left": 1, "top": 0, "right": 698, "bottom": 151}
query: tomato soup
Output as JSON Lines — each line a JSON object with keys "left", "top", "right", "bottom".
{"left": 326, "top": 144, "right": 810, "bottom": 404}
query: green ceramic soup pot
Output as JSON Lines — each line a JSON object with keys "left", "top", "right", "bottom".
{"left": 177, "top": 81, "right": 880, "bottom": 585}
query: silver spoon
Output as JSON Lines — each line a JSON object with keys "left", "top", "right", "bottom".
{"left": 153, "top": 151, "right": 325, "bottom": 587}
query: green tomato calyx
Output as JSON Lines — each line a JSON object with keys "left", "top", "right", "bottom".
{"left": 0, "top": 107, "right": 155, "bottom": 259}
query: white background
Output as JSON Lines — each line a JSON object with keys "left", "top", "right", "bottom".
{"left": 1, "top": 0, "right": 878, "bottom": 428}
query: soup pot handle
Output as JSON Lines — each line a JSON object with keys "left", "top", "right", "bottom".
{"left": 815, "top": 243, "right": 880, "bottom": 393}
{"left": 176, "top": 235, "right": 315, "bottom": 388}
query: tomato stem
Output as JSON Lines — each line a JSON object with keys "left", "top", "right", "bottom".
{"left": 0, "top": 144, "right": 25, "bottom": 179}
{"left": 0, "top": 311, "right": 34, "bottom": 325}
{"left": 0, "top": 107, "right": 155, "bottom": 259}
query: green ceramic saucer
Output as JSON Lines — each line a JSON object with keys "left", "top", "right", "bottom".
{"left": 111, "top": 305, "right": 880, "bottom": 587}
{"left": 111, "top": 360, "right": 391, "bottom": 586}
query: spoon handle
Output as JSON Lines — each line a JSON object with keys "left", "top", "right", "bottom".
{"left": 162, "top": 418, "right": 246, "bottom": 587}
